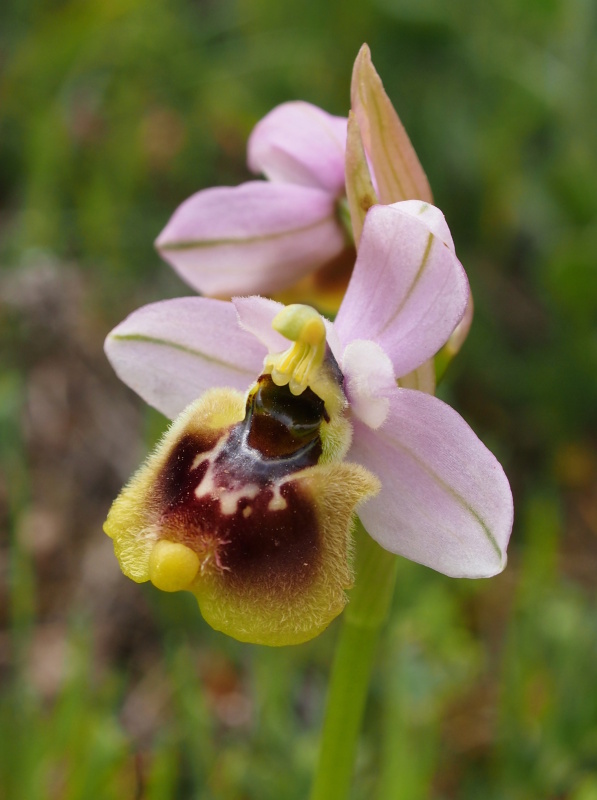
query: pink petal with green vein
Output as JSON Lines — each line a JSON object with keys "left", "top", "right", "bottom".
{"left": 247, "top": 101, "right": 347, "bottom": 195}
{"left": 334, "top": 203, "right": 468, "bottom": 378}
{"left": 155, "top": 181, "right": 346, "bottom": 296}
{"left": 395, "top": 199, "right": 455, "bottom": 251}
{"left": 105, "top": 298, "right": 265, "bottom": 419}
{"left": 352, "top": 389, "right": 513, "bottom": 577}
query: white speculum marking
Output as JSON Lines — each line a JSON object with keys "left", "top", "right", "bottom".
{"left": 194, "top": 462, "right": 260, "bottom": 516}
{"left": 190, "top": 435, "right": 291, "bottom": 517}
{"left": 191, "top": 452, "right": 208, "bottom": 471}
{"left": 267, "top": 484, "right": 288, "bottom": 512}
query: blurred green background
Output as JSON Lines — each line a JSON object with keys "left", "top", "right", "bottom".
{"left": 1, "top": 0, "right": 596, "bottom": 797}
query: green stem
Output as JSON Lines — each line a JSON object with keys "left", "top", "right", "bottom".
{"left": 310, "top": 520, "right": 398, "bottom": 800}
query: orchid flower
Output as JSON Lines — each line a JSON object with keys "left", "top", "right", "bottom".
{"left": 104, "top": 200, "right": 513, "bottom": 646}
{"left": 155, "top": 46, "right": 434, "bottom": 306}
{"left": 155, "top": 46, "right": 470, "bottom": 379}
{"left": 155, "top": 101, "right": 351, "bottom": 298}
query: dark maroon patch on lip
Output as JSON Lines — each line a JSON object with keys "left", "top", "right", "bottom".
{"left": 157, "top": 430, "right": 221, "bottom": 509}
{"left": 152, "top": 375, "right": 348, "bottom": 592}
{"left": 164, "top": 478, "right": 320, "bottom": 593}
{"left": 158, "top": 376, "right": 329, "bottom": 509}
{"left": 219, "top": 479, "right": 320, "bottom": 591}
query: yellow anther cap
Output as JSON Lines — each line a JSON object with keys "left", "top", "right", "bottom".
{"left": 267, "top": 305, "right": 327, "bottom": 396}
{"left": 272, "top": 304, "right": 326, "bottom": 346}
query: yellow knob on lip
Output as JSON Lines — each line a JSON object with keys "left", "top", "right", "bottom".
{"left": 148, "top": 539, "right": 200, "bottom": 592}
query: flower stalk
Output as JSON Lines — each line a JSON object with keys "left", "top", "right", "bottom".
{"left": 310, "top": 519, "right": 398, "bottom": 800}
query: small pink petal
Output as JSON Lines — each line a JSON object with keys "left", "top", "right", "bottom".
{"left": 155, "top": 181, "right": 346, "bottom": 296}
{"left": 341, "top": 339, "right": 396, "bottom": 429}
{"left": 334, "top": 203, "right": 469, "bottom": 377}
{"left": 232, "top": 295, "right": 287, "bottom": 353}
{"left": 105, "top": 298, "right": 265, "bottom": 419}
{"left": 247, "top": 101, "right": 347, "bottom": 195}
{"left": 351, "top": 389, "right": 513, "bottom": 578}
